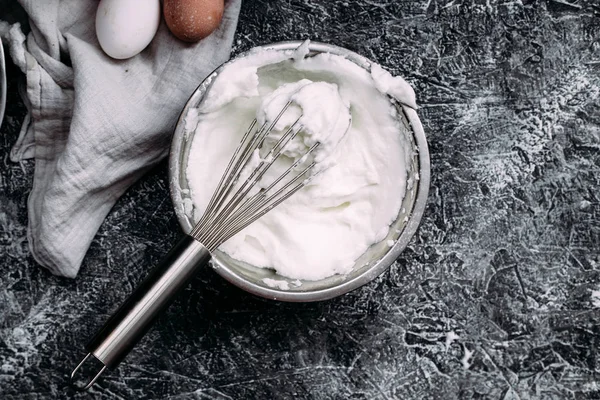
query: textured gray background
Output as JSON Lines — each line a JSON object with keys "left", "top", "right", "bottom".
{"left": 1, "top": 0, "right": 600, "bottom": 399}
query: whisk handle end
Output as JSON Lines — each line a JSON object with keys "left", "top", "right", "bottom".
{"left": 72, "top": 236, "right": 210, "bottom": 389}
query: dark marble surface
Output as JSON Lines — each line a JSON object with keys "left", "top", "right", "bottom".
{"left": 2, "top": 0, "right": 600, "bottom": 399}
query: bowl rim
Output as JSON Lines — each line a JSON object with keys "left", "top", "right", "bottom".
{"left": 169, "top": 40, "right": 430, "bottom": 302}
{"left": 0, "top": 40, "right": 7, "bottom": 128}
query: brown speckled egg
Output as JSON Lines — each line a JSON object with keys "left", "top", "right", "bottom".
{"left": 164, "top": 0, "right": 224, "bottom": 43}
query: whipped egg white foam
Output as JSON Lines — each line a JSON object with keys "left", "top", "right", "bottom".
{"left": 185, "top": 41, "right": 416, "bottom": 281}
{"left": 256, "top": 79, "right": 351, "bottom": 169}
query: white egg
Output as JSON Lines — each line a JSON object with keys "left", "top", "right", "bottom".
{"left": 95, "top": 0, "right": 161, "bottom": 60}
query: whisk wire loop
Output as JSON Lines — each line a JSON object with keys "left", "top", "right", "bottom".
{"left": 193, "top": 120, "right": 267, "bottom": 233}
{"left": 195, "top": 118, "right": 257, "bottom": 228}
{"left": 190, "top": 101, "right": 318, "bottom": 251}
{"left": 191, "top": 102, "right": 294, "bottom": 242}
{"left": 209, "top": 160, "right": 318, "bottom": 248}
{"left": 218, "top": 141, "right": 321, "bottom": 239}
{"left": 202, "top": 117, "right": 302, "bottom": 236}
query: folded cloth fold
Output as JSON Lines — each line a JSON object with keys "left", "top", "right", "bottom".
{"left": 0, "top": 0, "right": 241, "bottom": 278}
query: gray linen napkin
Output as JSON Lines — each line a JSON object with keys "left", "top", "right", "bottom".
{"left": 1, "top": 0, "right": 241, "bottom": 278}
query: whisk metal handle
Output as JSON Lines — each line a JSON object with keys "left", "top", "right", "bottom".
{"left": 70, "top": 236, "right": 210, "bottom": 390}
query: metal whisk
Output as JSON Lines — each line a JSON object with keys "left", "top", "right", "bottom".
{"left": 70, "top": 102, "right": 319, "bottom": 390}
{"left": 193, "top": 102, "right": 320, "bottom": 251}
